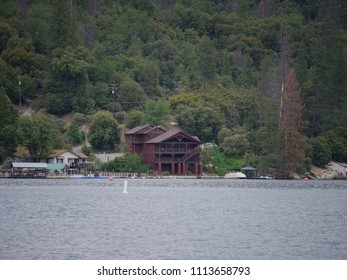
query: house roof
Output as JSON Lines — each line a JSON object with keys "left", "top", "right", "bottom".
{"left": 124, "top": 124, "right": 166, "bottom": 135}
{"left": 46, "top": 163, "right": 68, "bottom": 170}
{"left": 47, "top": 149, "right": 87, "bottom": 159}
{"left": 74, "top": 152, "right": 88, "bottom": 159}
{"left": 241, "top": 166, "right": 257, "bottom": 171}
{"left": 47, "top": 149, "right": 67, "bottom": 158}
{"left": 124, "top": 124, "right": 154, "bottom": 135}
{"left": 12, "top": 162, "right": 48, "bottom": 169}
{"left": 146, "top": 130, "right": 201, "bottom": 144}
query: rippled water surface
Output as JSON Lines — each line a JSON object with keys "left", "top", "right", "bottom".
{"left": 0, "top": 178, "right": 346, "bottom": 259}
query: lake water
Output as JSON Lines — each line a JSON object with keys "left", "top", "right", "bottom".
{"left": 0, "top": 178, "right": 346, "bottom": 260}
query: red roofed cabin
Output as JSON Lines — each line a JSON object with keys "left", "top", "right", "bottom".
{"left": 124, "top": 124, "right": 202, "bottom": 176}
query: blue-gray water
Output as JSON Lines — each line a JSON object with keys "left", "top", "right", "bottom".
{"left": 0, "top": 178, "right": 346, "bottom": 260}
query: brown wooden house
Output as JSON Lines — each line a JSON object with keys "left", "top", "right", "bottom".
{"left": 124, "top": 124, "right": 202, "bottom": 175}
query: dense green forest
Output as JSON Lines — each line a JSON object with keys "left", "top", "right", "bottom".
{"left": 0, "top": 0, "right": 346, "bottom": 177}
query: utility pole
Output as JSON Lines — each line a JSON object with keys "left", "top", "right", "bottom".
{"left": 18, "top": 75, "right": 22, "bottom": 107}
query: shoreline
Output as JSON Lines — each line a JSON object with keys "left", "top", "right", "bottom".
{"left": 1, "top": 161, "right": 346, "bottom": 180}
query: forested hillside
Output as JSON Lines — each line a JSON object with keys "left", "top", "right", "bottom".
{"left": 0, "top": 0, "right": 346, "bottom": 177}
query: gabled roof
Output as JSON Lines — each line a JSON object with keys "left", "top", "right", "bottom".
{"left": 47, "top": 149, "right": 87, "bottom": 159}
{"left": 74, "top": 152, "right": 88, "bottom": 159}
{"left": 146, "top": 130, "right": 201, "bottom": 144}
{"left": 124, "top": 124, "right": 166, "bottom": 135}
{"left": 47, "top": 149, "right": 67, "bottom": 158}
{"left": 146, "top": 125, "right": 167, "bottom": 134}
{"left": 124, "top": 124, "right": 154, "bottom": 135}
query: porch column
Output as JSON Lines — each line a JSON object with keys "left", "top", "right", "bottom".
{"left": 199, "top": 163, "right": 203, "bottom": 175}
{"left": 177, "top": 162, "right": 181, "bottom": 175}
{"left": 171, "top": 162, "right": 175, "bottom": 175}
{"left": 194, "top": 163, "right": 198, "bottom": 175}
{"left": 183, "top": 163, "right": 188, "bottom": 175}
{"left": 158, "top": 163, "right": 162, "bottom": 175}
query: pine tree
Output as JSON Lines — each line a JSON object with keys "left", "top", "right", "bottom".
{"left": 277, "top": 69, "right": 306, "bottom": 177}
{"left": 50, "top": 0, "right": 78, "bottom": 49}
{"left": 0, "top": 88, "right": 18, "bottom": 163}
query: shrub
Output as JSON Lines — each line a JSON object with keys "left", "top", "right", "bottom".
{"left": 309, "top": 137, "right": 332, "bottom": 167}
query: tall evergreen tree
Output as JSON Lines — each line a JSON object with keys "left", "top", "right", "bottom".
{"left": 197, "top": 35, "right": 217, "bottom": 87}
{"left": 0, "top": 88, "right": 18, "bottom": 163}
{"left": 50, "top": 0, "right": 78, "bottom": 49}
{"left": 277, "top": 69, "right": 305, "bottom": 177}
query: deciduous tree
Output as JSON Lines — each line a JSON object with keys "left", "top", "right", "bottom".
{"left": 143, "top": 99, "right": 171, "bottom": 126}
{"left": 64, "top": 122, "right": 84, "bottom": 145}
{"left": 218, "top": 127, "right": 250, "bottom": 157}
{"left": 118, "top": 79, "right": 146, "bottom": 111}
{"left": 175, "top": 101, "right": 225, "bottom": 143}
{"left": 88, "top": 111, "right": 120, "bottom": 150}
{"left": 18, "top": 115, "right": 57, "bottom": 161}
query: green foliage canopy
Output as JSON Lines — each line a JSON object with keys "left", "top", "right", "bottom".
{"left": 102, "top": 153, "right": 148, "bottom": 173}
{"left": 17, "top": 115, "right": 57, "bottom": 161}
{"left": 0, "top": 0, "right": 346, "bottom": 175}
{"left": 64, "top": 122, "right": 84, "bottom": 146}
{"left": 308, "top": 137, "right": 332, "bottom": 167}
{"left": 88, "top": 111, "right": 120, "bottom": 150}
{"left": 175, "top": 101, "right": 225, "bottom": 142}
{"left": 218, "top": 127, "right": 250, "bottom": 157}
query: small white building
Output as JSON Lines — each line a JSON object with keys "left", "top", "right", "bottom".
{"left": 93, "top": 152, "right": 124, "bottom": 163}
{"left": 47, "top": 149, "right": 88, "bottom": 166}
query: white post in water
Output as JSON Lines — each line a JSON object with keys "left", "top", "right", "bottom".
{"left": 123, "top": 180, "right": 128, "bottom": 194}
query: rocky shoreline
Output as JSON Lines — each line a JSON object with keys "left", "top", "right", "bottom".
{"left": 308, "top": 162, "right": 347, "bottom": 180}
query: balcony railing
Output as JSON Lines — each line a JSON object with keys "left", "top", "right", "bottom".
{"left": 155, "top": 158, "right": 197, "bottom": 164}
{"left": 154, "top": 147, "right": 201, "bottom": 164}
{"left": 158, "top": 147, "right": 187, "bottom": 153}
{"left": 68, "top": 162, "right": 90, "bottom": 169}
